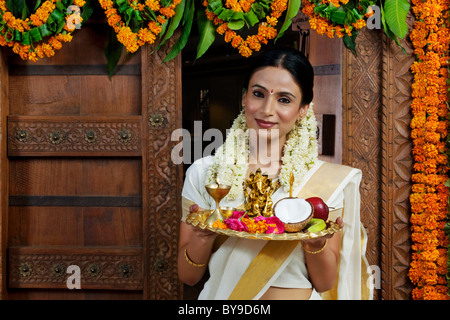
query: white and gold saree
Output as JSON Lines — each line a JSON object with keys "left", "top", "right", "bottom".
{"left": 182, "top": 156, "right": 372, "bottom": 300}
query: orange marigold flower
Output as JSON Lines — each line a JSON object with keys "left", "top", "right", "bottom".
{"left": 146, "top": 0, "right": 160, "bottom": 11}
{"left": 238, "top": 43, "right": 252, "bottom": 57}
{"left": 258, "top": 23, "right": 277, "bottom": 40}
{"left": 231, "top": 35, "right": 243, "bottom": 48}
{"left": 159, "top": 7, "right": 176, "bottom": 18}
{"left": 216, "top": 23, "right": 229, "bottom": 35}
{"left": 246, "top": 35, "right": 261, "bottom": 51}
{"left": 224, "top": 30, "right": 236, "bottom": 43}
{"left": 212, "top": 220, "right": 227, "bottom": 229}
{"left": 266, "top": 15, "right": 278, "bottom": 26}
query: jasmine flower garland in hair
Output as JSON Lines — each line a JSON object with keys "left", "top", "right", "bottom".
{"left": 279, "top": 104, "right": 318, "bottom": 193}
{"left": 206, "top": 104, "right": 318, "bottom": 200}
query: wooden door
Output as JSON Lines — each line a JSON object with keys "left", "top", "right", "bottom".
{"left": 0, "top": 21, "right": 182, "bottom": 299}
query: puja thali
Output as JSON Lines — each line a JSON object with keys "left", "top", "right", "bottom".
{"left": 186, "top": 210, "right": 342, "bottom": 241}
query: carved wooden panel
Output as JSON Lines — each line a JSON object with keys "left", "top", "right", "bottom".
{"left": 9, "top": 247, "right": 142, "bottom": 290}
{"left": 141, "top": 38, "right": 183, "bottom": 299}
{"left": 379, "top": 15, "right": 415, "bottom": 300}
{"left": 342, "top": 14, "right": 415, "bottom": 299}
{"left": 342, "top": 28, "right": 383, "bottom": 300}
{"left": 8, "top": 116, "right": 141, "bottom": 156}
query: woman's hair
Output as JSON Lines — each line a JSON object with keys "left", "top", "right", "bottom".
{"left": 244, "top": 47, "right": 314, "bottom": 106}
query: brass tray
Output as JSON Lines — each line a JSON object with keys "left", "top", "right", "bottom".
{"left": 186, "top": 210, "right": 342, "bottom": 241}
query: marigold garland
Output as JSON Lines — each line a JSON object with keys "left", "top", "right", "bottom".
{"left": 408, "top": 0, "right": 450, "bottom": 300}
{"left": 0, "top": 0, "right": 86, "bottom": 62}
{"left": 203, "top": 0, "right": 288, "bottom": 57}
{"left": 99, "top": 0, "right": 182, "bottom": 53}
{"left": 302, "top": 0, "right": 371, "bottom": 39}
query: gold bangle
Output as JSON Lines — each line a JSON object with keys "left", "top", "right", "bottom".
{"left": 303, "top": 239, "right": 328, "bottom": 254}
{"left": 184, "top": 249, "right": 207, "bottom": 267}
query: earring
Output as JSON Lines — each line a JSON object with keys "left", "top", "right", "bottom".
{"left": 295, "top": 118, "right": 302, "bottom": 127}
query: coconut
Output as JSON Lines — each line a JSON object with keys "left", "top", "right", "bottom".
{"left": 273, "top": 198, "right": 314, "bottom": 232}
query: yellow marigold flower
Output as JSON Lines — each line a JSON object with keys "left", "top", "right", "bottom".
{"left": 302, "top": 2, "right": 315, "bottom": 16}
{"left": 3, "top": 12, "right": 14, "bottom": 23}
{"left": 117, "top": 27, "right": 139, "bottom": 53}
{"left": 146, "top": 0, "right": 160, "bottom": 11}
{"left": 335, "top": 26, "right": 344, "bottom": 38}
{"left": 225, "top": 0, "right": 242, "bottom": 12}
{"left": 213, "top": 17, "right": 223, "bottom": 25}
{"left": 266, "top": 15, "right": 278, "bottom": 27}
{"left": 0, "top": 35, "right": 7, "bottom": 46}
{"left": 239, "top": 0, "right": 254, "bottom": 12}
{"left": 42, "top": 43, "right": 55, "bottom": 57}
{"left": 352, "top": 19, "right": 366, "bottom": 29}
{"left": 157, "top": 15, "right": 166, "bottom": 25}
{"left": 108, "top": 14, "right": 121, "bottom": 26}
{"left": 48, "top": 37, "right": 63, "bottom": 50}
{"left": 148, "top": 21, "right": 162, "bottom": 35}
{"left": 159, "top": 7, "right": 175, "bottom": 18}
{"left": 137, "top": 28, "right": 156, "bottom": 45}
{"left": 231, "top": 35, "right": 243, "bottom": 48}
{"left": 74, "top": 0, "right": 86, "bottom": 6}
{"left": 258, "top": 23, "right": 277, "bottom": 40}
{"left": 246, "top": 35, "right": 261, "bottom": 51}
{"left": 205, "top": 9, "right": 216, "bottom": 21}
{"left": 99, "top": 0, "right": 114, "bottom": 9}
{"left": 238, "top": 43, "right": 252, "bottom": 57}
{"left": 34, "top": 45, "right": 45, "bottom": 58}
{"left": 256, "top": 34, "right": 268, "bottom": 45}
{"left": 224, "top": 30, "right": 236, "bottom": 43}
{"left": 105, "top": 8, "right": 118, "bottom": 18}
{"left": 56, "top": 33, "right": 73, "bottom": 43}
{"left": 216, "top": 23, "right": 228, "bottom": 35}
{"left": 28, "top": 51, "right": 38, "bottom": 62}
{"left": 30, "top": 14, "right": 44, "bottom": 27}
{"left": 212, "top": 220, "right": 227, "bottom": 229}
{"left": 12, "top": 42, "right": 21, "bottom": 54}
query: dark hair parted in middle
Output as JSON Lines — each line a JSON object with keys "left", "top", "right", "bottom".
{"left": 244, "top": 47, "right": 314, "bottom": 107}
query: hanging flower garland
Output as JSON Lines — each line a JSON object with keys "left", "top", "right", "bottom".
{"left": 301, "top": 0, "right": 375, "bottom": 52}
{"left": 301, "top": 0, "right": 411, "bottom": 54}
{"left": 408, "top": 0, "right": 450, "bottom": 300}
{"left": 0, "top": 0, "right": 87, "bottom": 62}
{"left": 202, "top": 0, "right": 290, "bottom": 57}
{"left": 98, "top": 0, "right": 182, "bottom": 53}
{"left": 302, "top": 0, "right": 371, "bottom": 37}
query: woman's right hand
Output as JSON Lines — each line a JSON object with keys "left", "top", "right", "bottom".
{"left": 189, "top": 204, "right": 218, "bottom": 240}
{"left": 178, "top": 203, "right": 217, "bottom": 285}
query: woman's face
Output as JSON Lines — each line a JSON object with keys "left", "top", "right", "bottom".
{"left": 242, "top": 66, "right": 309, "bottom": 145}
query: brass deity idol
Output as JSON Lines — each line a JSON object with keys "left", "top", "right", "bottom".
{"left": 243, "top": 169, "right": 280, "bottom": 217}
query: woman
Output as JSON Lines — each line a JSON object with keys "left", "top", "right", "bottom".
{"left": 178, "top": 47, "right": 371, "bottom": 300}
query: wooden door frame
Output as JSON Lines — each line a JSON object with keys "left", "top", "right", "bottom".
{"left": 342, "top": 26, "right": 414, "bottom": 299}
{"left": 141, "top": 40, "right": 183, "bottom": 299}
{"left": 0, "top": 49, "right": 9, "bottom": 299}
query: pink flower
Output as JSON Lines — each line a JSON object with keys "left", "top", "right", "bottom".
{"left": 225, "top": 218, "right": 248, "bottom": 232}
{"left": 264, "top": 216, "right": 285, "bottom": 234}
{"left": 230, "top": 210, "right": 246, "bottom": 219}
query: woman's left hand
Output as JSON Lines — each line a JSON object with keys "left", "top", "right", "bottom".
{"left": 301, "top": 216, "right": 343, "bottom": 252}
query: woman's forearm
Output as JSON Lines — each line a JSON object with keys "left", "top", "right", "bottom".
{"left": 303, "top": 233, "right": 340, "bottom": 292}
{"left": 177, "top": 222, "right": 217, "bottom": 286}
